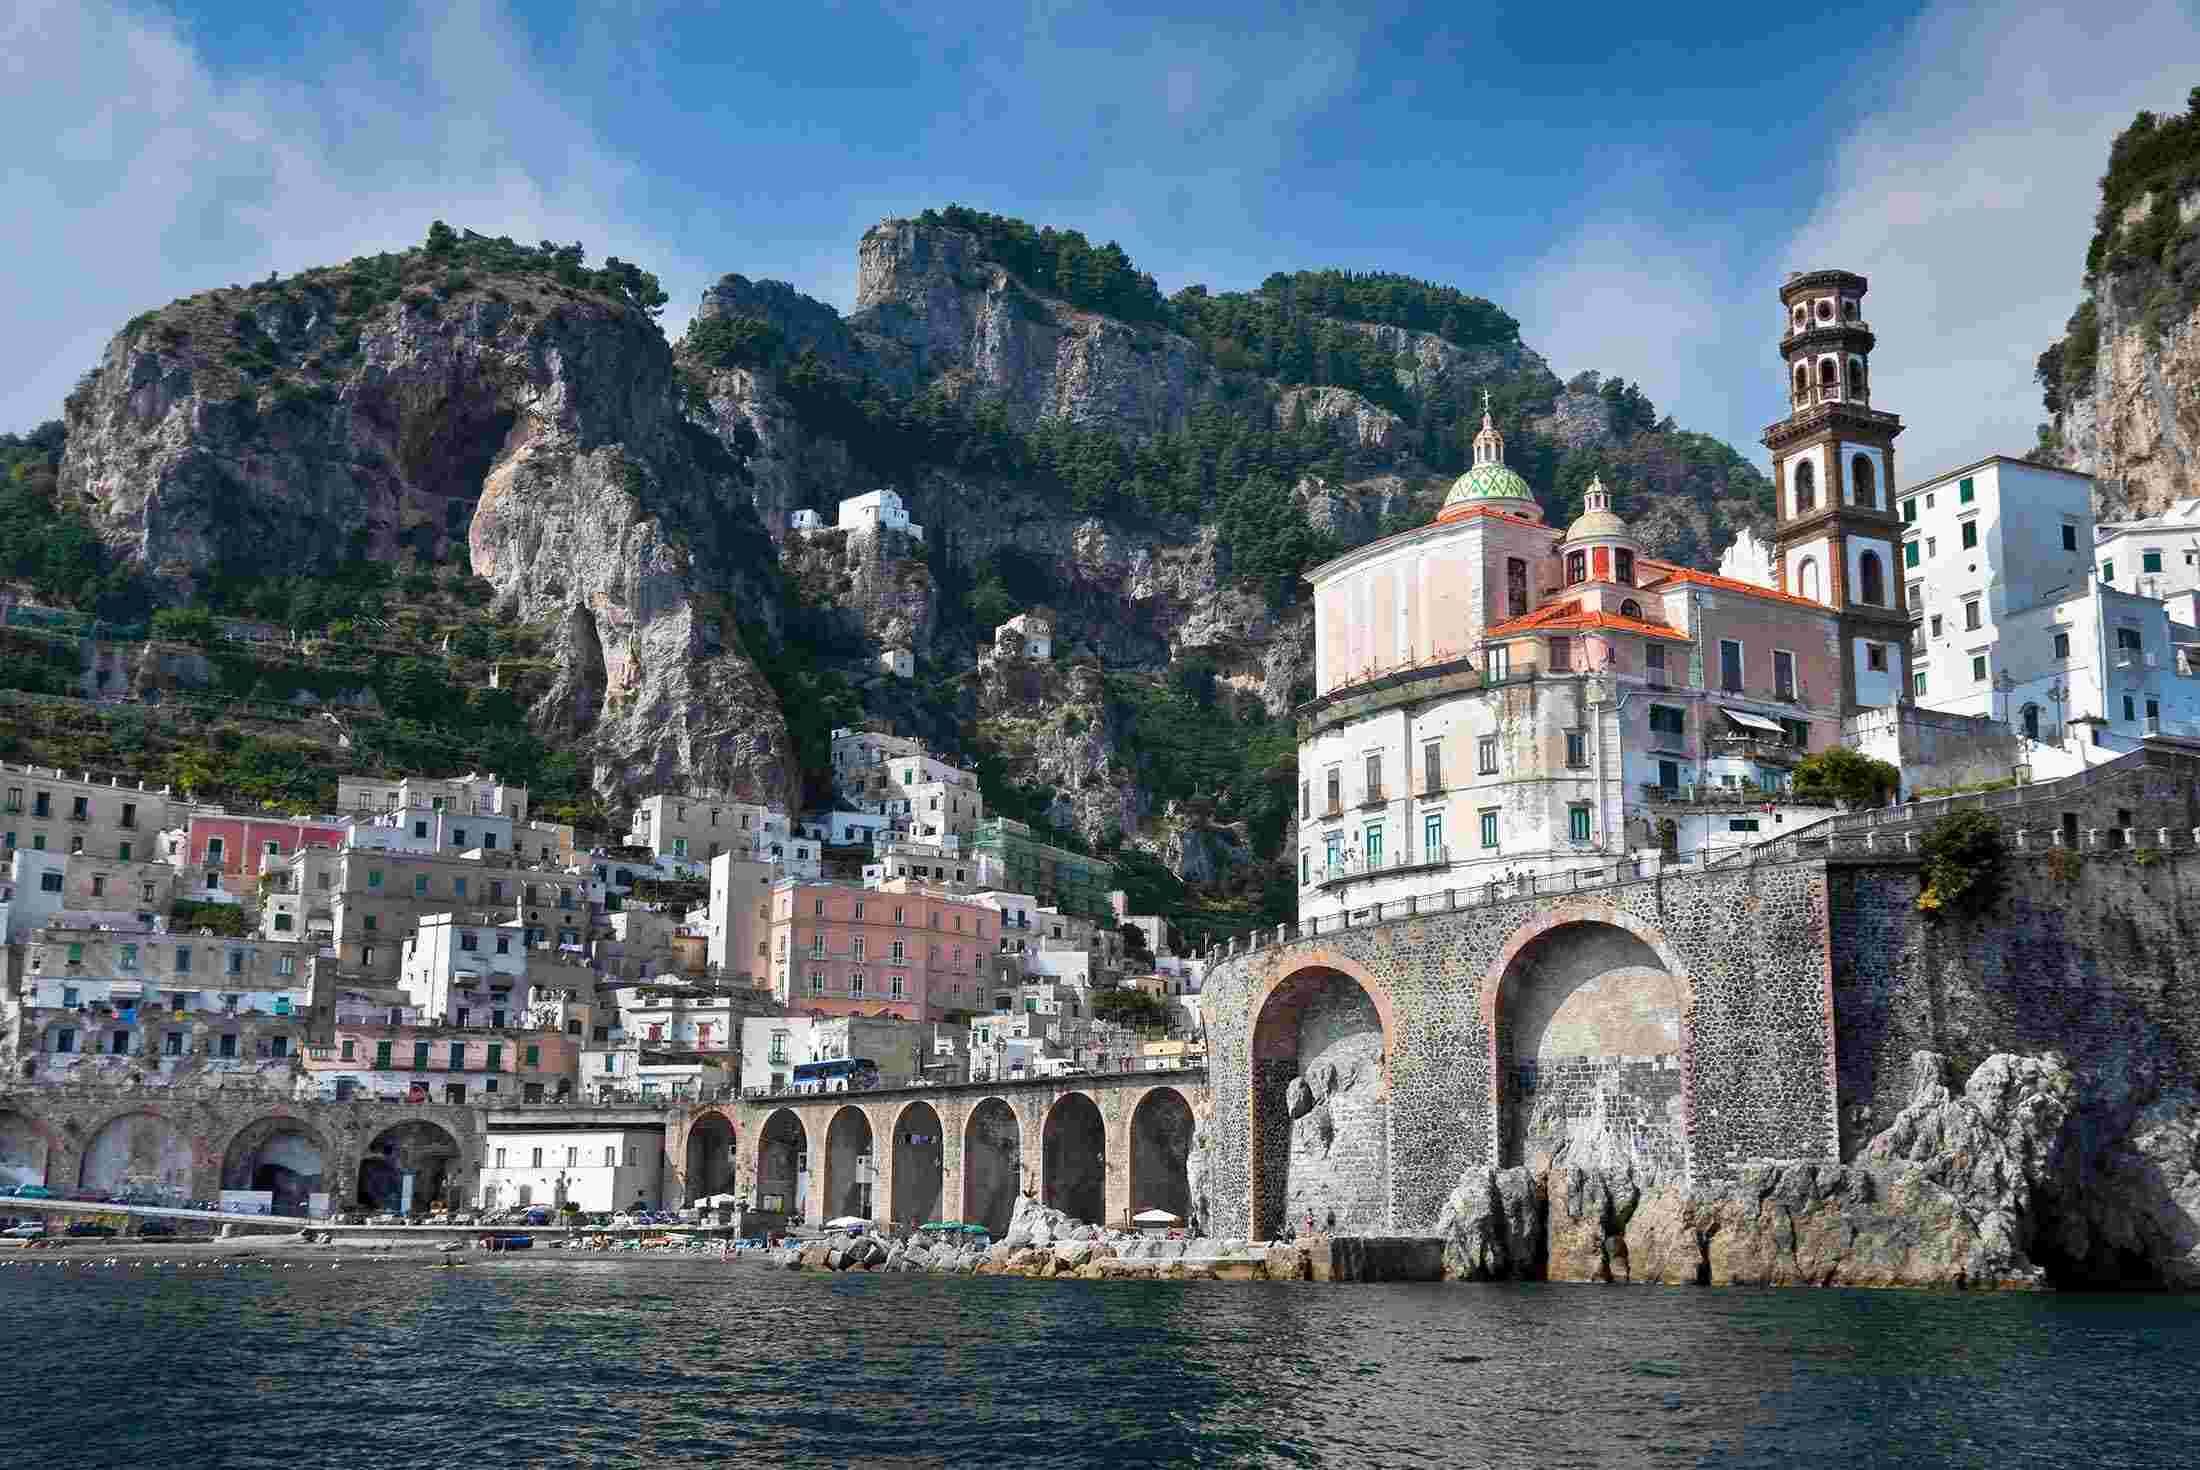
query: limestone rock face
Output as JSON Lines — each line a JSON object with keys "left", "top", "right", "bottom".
{"left": 851, "top": 219, "right": 1220, "bottom": 437}
{"left": 62, "top": 280, "right": 799, "bottom": 805}
{"left": 1432, "top": 1165, "right": 1545, "bottom": 1280}
{"left": 1534, "top": 386, "right": 1618, "bottom": 453}
{"left": 1272, "top": 386, "right": 1403, "bottom": 451}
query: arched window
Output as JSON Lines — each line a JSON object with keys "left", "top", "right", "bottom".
{"left": 1797, "top": 557, "right": 1821, "bottom": 602}
{"left": 1620, "top": 599, "right": 1642, "bottom": 620}
{"left": 1816, "top": 298, "right": 1835, "bottom": 323}
{"left": 2021, "top": 704, "right": 2041, "bottom": 740}
{"left": 1850, "top": 356, "right": 1868, "bottom": 398}
{"left": 1791, "top": 305, "right": 1808, "bottom": 333}
{"left": 1793, "top": 364, "right": 1810, "bottom": 400}
{"left": 1842, "top": 298, "right": 1860, "bottom": 322}
{"left": 1818, "top": 357, "right": 1839, "bottom": 394}
{"left": 1793, "top": 459, "right": 1817, "bottom": 515}
{"left": 1858, "top": 550, "right": 1886, "bottom": 607}
{"left": 1566, "top": 549, "right": 1587, "bottom": 584}
{"left": 1851, "top": 454, "right": 1877, "bottom": 509}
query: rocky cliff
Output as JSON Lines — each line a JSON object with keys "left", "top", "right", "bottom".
{"left": 2040, "top": 96, "right": 2200, "bottom": 516}
{"left": 58, "top": 240, "right": 799, "bottom": 804}
{"left": 1435, "top": 1050, "right": 2200, "bottom": 1289}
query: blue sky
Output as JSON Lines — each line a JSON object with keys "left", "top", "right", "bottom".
{"left": 7, "top": 0, "right": 2200, "bottom": 482}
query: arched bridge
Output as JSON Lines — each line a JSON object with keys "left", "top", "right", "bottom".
{"left": 720, "top": 1073, "right": 1211, "bottom": 1236}
{"left": 0, "top": 1087, "right": 484, "bottom": 1215}
{"left": 1198, "top": 856, "right": 1840, "bottom": 1242}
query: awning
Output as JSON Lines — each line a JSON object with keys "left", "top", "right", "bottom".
{"left": 1722, "top": 708, "right": 1787, "bottom": 735}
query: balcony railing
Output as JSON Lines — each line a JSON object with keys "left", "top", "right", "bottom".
{"left": 1312, "top": 845, "right": 1451, "bottom": 889}
{"left": 1359, "top": 786, "right": 1386, "bottom": 808}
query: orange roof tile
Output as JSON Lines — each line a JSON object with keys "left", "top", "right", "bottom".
{"left": 1485, "top": 600, "right": 1691, "bottom": 642}
{"left": 1638, "top": 564, "right": 1834, "bottom": 613}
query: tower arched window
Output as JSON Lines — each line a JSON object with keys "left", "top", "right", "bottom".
{"left": 1858, "top": 550, "right": 1886, "bottom": 607}
{"left": 1851, "top": 454, "right": 1877, "bottom": 509}
{"left": 1842, "top": 298, "right": 1860, "bottom": 322}
{"left": 1797, "top": 557, "right": 1821, "bottom": 602}
{"left": 1818, "top": 357, "right": 1839, "bottom": 396}
{"left": 1851, "top": 356, "right": 1868, "bottom": 397}
{"left": 1566, "top": 549, "right": 1587, "bottom": 584}
{"left": 1793, "top": 364, "right": 1810, "bottom": 401}
{"left": 1793, "top": 459, "right": 1817, "bottom": 515}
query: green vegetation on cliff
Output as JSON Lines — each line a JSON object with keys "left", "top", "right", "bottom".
{"left": 919, "top": 205, "right": 1170, "bottom": 326}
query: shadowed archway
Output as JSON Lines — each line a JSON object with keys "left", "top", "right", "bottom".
{"left": 358, "top": 1121, "right": 462, "bottom": 1214}
{"left": 755, "top": 1108, "right": 807, "bottom": 1221}
{"left": 1041, "top": 1093, "right": 1106, "bottom": 1226}
{"left": 821, "top": 1106, "right": 874, "bottom": 1223}
{"left": 890, "top": 1101, "right": 944, "bottom": 1229}
{"left": 1129, "top": 1087, "right": 1194, "bottom": 1225}
{"left": 961, "top": 1097, "right": 1020, "bottom": 1236}
{"left": 685, "top": 1113, "right": 735, "bottom": 1204}
{"left": 1250, "top": 964, "right": 1391, "bottom": 1240}
{"left": 220, "top": 1117, "right": 329, "bottom": 1216}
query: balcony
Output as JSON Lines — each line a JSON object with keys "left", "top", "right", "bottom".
{"left": 1312, "top": 846, "right": 1451, "bottom": 890}
{"left": 1708, "top": 734, "right": 1807, "bottom": 767}
{"left": 1358, "top": 786, "right": 1387, "bottom": 809}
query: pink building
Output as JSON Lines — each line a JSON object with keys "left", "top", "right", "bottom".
{"left": 185, "top": 814, "right": 348, "bottom": 885}
{"left": 767, "top": 879, "right": 990, "bottom": 1022}
{"left": 304, "top": 1019, "right": 580, "bottom": 1104}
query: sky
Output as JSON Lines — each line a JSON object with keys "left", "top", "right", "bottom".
{"left": 6, "top": 0, "right": 2200, "bottom": 483}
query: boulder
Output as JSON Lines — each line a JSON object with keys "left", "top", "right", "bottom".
{"left": 1054, "top": 1241, "right": 1093, "bottom": 1269}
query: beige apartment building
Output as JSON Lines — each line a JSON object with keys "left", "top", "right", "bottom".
{"left": 265, "top": 846, "right": 589, "bottom": 980}
{"left": 335, "top": 772, "right": 530, "bottom": 826}
{"left": 0, "top": 763, "right": 177, "bottom": 863}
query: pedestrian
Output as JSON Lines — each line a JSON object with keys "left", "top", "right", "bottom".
{"left": 1303, "top": 1211, "right": 1315, "bottom": 1239}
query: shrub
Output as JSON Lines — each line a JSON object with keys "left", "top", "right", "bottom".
{"left": 1917, "top": 810, "right": 2005, "bottom": 920}
{"left": 1792, "top": 747, "right": 1900, "bottom": 807}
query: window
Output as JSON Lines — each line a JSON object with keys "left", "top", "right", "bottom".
{"left": 1299, "top": 780, "right": 1309, "bottom": 819}
{"left": 1565, "top": 730, "right": 1587, "bottom": 768}
{"left": 890, "top": 975, "right": 905, "bottom": 998}
{"left": 852, "top": 936, "right": 865, "bottom": 961}
{"left": 2145, "top": 549, "right": 2164, "bottom": 574}
{"left": 1903, "top": 540, "right": 1919, "bottom": 570}
{"left": 1958, "top": 476, "right": 1974, "bottom": 504}
{"left": 175, "top": 947, "right": 190, "bottom": 973}
{"left": 374, "top": 1040, "right": 391, "bottom": 1068}
{"left": 1972, "top": 654, "right": 1988, "bottom": 683}
{"left": 1566, "top": 549, "right": 1587, "bottom": 584}
{"left": 2063, "top": 524, "right": 2079, "bottom": 551}
{"left": 227, "top": 950, "right": 244, "bottom": 975}
{"left": 1363, "top": 752, "right": 1382, "bottom": 801}
{"left": 1568, "top": 806, "right": 1591, "bottom": 843}
{"left": 1648, "top": 704, "right": 1685, "bottom": 739}
{"left": 1423, "top": 743, "right": 1442, "bottom": 794}
{"left": 273, "top": 912, "right": 293, "bottom": 933}
{"left": 1851, "top": 454, "right": 1877, "bottom": 508}
{"left": 891, "top": 939, "right": 905, "bottom": 962}
{"left": 810, "top": 972, "right": 824, "bottom": 995}
{"left": 62, "top": 984, "right": 78, "bottom": 1006}
{"left": 1930, "top": 615, "right": 1943, "bottom": 638}
{"left": 1773, "top": 650, "right": 1796, "bottom": 701}
{"left": 1364, "top": 822, "right": 1383, "bottom": 866}
{"left": 1486, "top": 644, "right": 1511, "bottom": 681}
{"left": 1960, "top": 519, "right": 1978, "bottom": 550}
{"left": 851, "top": 972, "right": 866, "bottom": 996}
{"left": 1719, "top": 639, "right": 1743, "bottom": 693}
{"left": 1964, "top": 600, "right": 1981, "bottom": 632}
{"left": 486, "top": 1043, "right": 502, "bottom": 1071}
{"left": 2102, "top": 560, "right": 2114, "bottom": 583}
{"left": 1300, "top": 850, "right": 1310, "bottom": 884}
{"left": 1866, "top": 644, "right": 1887, "bottom": 672}
{"left": 341, "top": 1039, "right": 355, "bottom": 1061}
{"left": 1548, "top": 637, "right": 1571, "bottom": 672}
{"left": 367, "top": 868, "right": 383, "bottom": 889}
{"left": 1793, "top": 459, "right": 1816, "bottom": 514}
{"left": 38, "top": 871, "right": 60, "bottom": 894}
{"left": 1477, "top": 735, "right": 1499, "bottom": 775}
{"left": 1479, "top": 809, "right": 1499, "bottom": 849}
{"left": 1902, "top": 498, "right": 1917, "bottom": 524}
{"left": 414, "top": 876, "right": 429, "bottom": 897}
{"left": 854, "top": 900, "right": 866, "bottom": 920}
{"left": 1506, "top": 558, "right": 1529, "bottom": 617}
{"left": 1914, "top": 671, "right": 1929, "bottom": 696}
{"left": 207, "top": 836, "right": 223, "bottom": 861}
{"left": 454, "top": 877, "right": 467, "bottom": 900}
{"left": 1926, "top": 537, "right": 1937, "bottom": 558}
{"left": 119, "top": 842, "right": 131, "bottom": 862}
{"left": 1423, "top": 811, "right": 1443, "bottom": 857}
{"left": 2124, "top": 695, "right": 2137, "bottom": 722}
{"left": 1614, "top": 549, "right": 1634, "bottom": 586}
{"left": 1858, "top": 551, "right": 1886, "bottom": 606}
{"left": 1799, "top": 555, "right": 1824, "bottom": 598}
{"left": 1646, "top": 644, "right": 1666, "bottom": 684}
{"left": 449, "top": 1042, "right": 466, "bottom": 1069}
{"left": 2053, "top": 632, "right": 2070, "bottom": 659}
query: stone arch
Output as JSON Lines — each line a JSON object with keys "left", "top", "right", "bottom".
{"left": 1041, "top": 1092, "right": 1107, "bottom": 1226}
{"left": 77, "top": 1109, "right": 194, "bottom": 1199}
{"left": 1482, "top": 908, "right": 1692, "bottom": 1181}
{"left": 1248, "top": 953, "right": 1397, "bottom": 1240}
{"left": 889, "top": 1100, "right": 944, "bottom": 1229}
{"left": 357, "top": 1120, "right": 464, "bottom": 1215}
{"left": 754, "top": 1108, "right": 808, "bottom": 1221}
{"left": 1128, "top": 1086, "right": 1195, "bottom": 1226}
{"left": 1797, "top": 556, "right": 1821, "bottom": 603}
{"left": 684, "top": 1110, "right": 736, "bottom": 1205}
{"left": 820, "top": 1104, "right": 874, "bottom": 1223}
{"left": 0, "top": 1108, "right": 58, "bottom": 1190}
{"left": 960, "top": 1096, "right": 1022, "bottom": 1236}
{"left": 218, "top": 1114, "right": 333, "bottom": 1216}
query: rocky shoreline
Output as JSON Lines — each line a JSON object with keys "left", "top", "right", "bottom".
{"left": 779, "top": 1051, "right": 2200, "bottom": 1291}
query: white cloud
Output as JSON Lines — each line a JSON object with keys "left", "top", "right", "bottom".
{"left": 0, "top": 0, "right": 711, "bottom": 431}
{"left": 1510, "top": 0, "right": 2200, "bottom": 484}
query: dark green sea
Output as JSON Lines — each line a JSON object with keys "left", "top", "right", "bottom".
{"left": 4, "top": 1256, "right": 2196, "bottom": 1468}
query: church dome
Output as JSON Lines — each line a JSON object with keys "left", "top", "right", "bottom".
{"left": 1436, "top": 396, "right": 1542, "bottom": 522}
{"left": 1563, "top": 476, "right": 1633, "bottom": 544}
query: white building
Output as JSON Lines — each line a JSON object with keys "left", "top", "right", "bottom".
{"left": 984, "top": 612, "right": 1052, "bottom": 663}
{"left": 789, "top": 509, "right": 825, "bottom": 532}
{"left": 863, "top": 836, "right": 987, "bottom": 890}
{"left": 478, "top": 1127, "right": 664, "bottom": 1213}
{"left": 705, "top": 853, "right": 776, "bottom": 979}
{"left": 879, "top": 647, "right": 914, "bottom": 679}
{"left": 836, "top": 488, "right": 923, "bottom": 542}
{"left": 336, "top": 771, "right": 529, "bottom": 827}
{"left": 399, "top": 913, "right": 529, "bottom": 1026}
{"left": 347, "top": 806, "right": 515, "bottom": 857}
{"left": 0, "top": 848, "right": 67, "bottom": 943}
{"left": 2096, "top": 497, "right": 2200, "bottom": 600}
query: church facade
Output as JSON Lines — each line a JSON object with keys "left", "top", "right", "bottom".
{"left": 1295, "top": 274, "right": 1911, "bottom": 926}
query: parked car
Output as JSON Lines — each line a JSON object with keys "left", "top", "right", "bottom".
{"left": 6, "top": 1184, "right": 55, "bottom": 1199}
{"left": 65, "top": 1223, "right": 117, "bottom": 1238}
{"left": 522, "top": 1208, "right": 552, "bottom": 1226}
{"left": 138, "top": 1220, "right": 179, "bottom": 1237}
{"left": 3, "top": 1223, "right": 43, "bottom": 1239}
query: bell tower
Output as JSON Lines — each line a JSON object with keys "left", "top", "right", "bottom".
{"left": 1762, "top": 270, "right": 1912, "bottom": 712}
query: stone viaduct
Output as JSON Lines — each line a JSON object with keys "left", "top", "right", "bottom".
{"left": 1197, "top": 741, "right": 2200, "bottom": 1244}
{"left": 0, "top": 1086, "right": 483, "bottom": 1214}
{"left": 719, "top": 1073, "right": 1212, "bottom": 1235}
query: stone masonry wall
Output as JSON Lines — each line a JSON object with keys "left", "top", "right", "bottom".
{"left": 1204, "top": 861, "right": 1837, "bottom": 1240}
{"left": 1829, "top": 849, "right": 2200, "bottom": 1157}
{"left": 1273, "top": 980, "right": 1387, "bottom": 1237}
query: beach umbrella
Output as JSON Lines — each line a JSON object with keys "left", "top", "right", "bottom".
{"left": 823, "top": 1216, "right": 870, "bottom": 1230}
{"left": 1133, "top": 1209, "right": 1182, "bottom": 1225}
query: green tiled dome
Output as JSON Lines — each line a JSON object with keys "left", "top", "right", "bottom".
{"left": 1444, "top": 462, "right": 1537, "bottom": 508}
